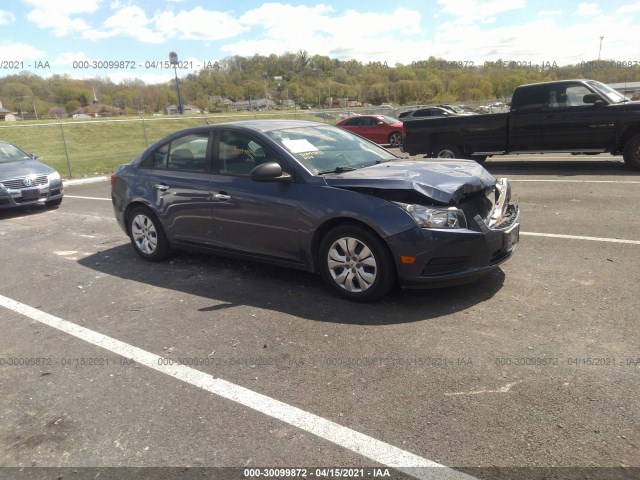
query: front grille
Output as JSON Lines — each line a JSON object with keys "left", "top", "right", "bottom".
{"left": 0, "top": 175, "right": 48, "bottom": 189}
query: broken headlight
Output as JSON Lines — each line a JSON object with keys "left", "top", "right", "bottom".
{"left": 397, "top": 203, "right": 467, "bottom": 229}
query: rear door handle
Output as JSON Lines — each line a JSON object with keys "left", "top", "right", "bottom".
{"left": 153, "top": 184, "right": 169, "bottom": 191}
{"left": 213, "top": 193, "right": 231, "bottom": 201}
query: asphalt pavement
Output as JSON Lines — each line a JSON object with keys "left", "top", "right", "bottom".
{"left": 0, "top": 153, "right": 638, "bottom": 480}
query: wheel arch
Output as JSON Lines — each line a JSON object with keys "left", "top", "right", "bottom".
{"left": 124, "top": 200, "right": 156, "bottom": 236}
{"left": 429, "top": 132, "right": 466, "bottom": 156}
{"left": 618, "top": 124, "right": 640, "bottom": 153}
{"left": 310, "top": 217, "right": 395, "bottom": 274}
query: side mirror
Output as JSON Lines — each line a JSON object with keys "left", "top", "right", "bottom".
{"left": 583, "top": 93, "right": 605, "bottom": 106}
{"left": 249, "top": 162, "right": 292, "bottom": 183}
{"left": 30, "top": 153, "right": 39, "bottom": 159}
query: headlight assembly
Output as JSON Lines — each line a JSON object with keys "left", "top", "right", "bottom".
{"left": 48, "top": 171, "right": 61, "bottom": 182}
{"left": 397, "top": 203, "right": 467, "bottom": 229}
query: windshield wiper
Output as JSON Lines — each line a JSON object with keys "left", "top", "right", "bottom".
{"left": 317, "top": 166, "right": 358, "bottom": 175}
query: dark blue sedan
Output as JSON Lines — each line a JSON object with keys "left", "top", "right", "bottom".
{"left": 111, "top": 120, "right": 519, "bottom": 301}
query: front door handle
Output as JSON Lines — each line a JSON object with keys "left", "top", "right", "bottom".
{"left": 213, "top": 193, "right": 231, "bottom": 201}
{"left": 153, "top": 184, "right": 169, "bottom": 191}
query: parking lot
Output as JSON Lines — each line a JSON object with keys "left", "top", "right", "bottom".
{"left": 0, "top": 153, "right": 638, "bottom": 480}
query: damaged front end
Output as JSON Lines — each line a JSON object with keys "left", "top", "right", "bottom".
{"left": 382, "top": 175, "right": 520, "bottom": 289}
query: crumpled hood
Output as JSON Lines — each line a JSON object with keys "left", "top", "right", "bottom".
{"left": 323, "top": 160, "right": 496, "bottom": 204}
{"left": 0, "top": 160, "right": 55, "bottom": 180}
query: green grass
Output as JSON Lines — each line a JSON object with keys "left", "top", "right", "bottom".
{"left": 0, "top": 111, "right": 330, "bottom": 178}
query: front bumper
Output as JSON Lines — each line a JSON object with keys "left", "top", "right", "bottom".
{"left": 388, "top": 203, "right": 520, "bottom": 289}
{"left": 0, "top": 178, "right": 64, "bottom": 209}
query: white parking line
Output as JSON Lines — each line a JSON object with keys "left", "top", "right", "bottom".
{"left": 64, "top": 195, "right": 112, "bottom": 201}
{"left": 522, "top": 232, "right": 640, "bottom": 245}
{"left": 511, "top": 179, "right": 640, "bottom": 184}
{"left": 0, "top": 293, "right": 476, "bottom": 480}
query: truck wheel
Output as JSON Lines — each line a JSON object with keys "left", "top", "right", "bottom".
{"left": 623, "top": 134, "right": 640, "bottom": 171}
{"left": 433, "top": 144, "right": 464, "bottom": 159}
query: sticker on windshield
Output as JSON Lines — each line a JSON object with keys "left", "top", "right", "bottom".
{"left": 282, "top": 139, "right": 318, "bottom": 154}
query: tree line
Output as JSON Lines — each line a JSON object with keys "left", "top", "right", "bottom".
{"left": 2, "top": 52, "right": 639, "bottom": 118}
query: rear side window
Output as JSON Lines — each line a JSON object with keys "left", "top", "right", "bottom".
{"left": 512, "top": 86, "right": 546, "bottom": 111}
{"left": 141, "top": 132, "right": 209, "bottom": 172}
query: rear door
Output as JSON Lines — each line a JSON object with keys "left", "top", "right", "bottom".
{"left": 138, "top": 131, "right": 215, "bottom": 245}
{"left": 509, "top": 85, "right": 546, "bottom": 150}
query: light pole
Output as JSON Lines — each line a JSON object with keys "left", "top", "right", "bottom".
{"left": 598, "top": 36, "right": 604, "bottom": 61}
{"left": 169, "top": 51, "right": 183, "bottom": 114}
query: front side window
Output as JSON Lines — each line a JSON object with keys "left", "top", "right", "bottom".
{"left": 546, "top": 84, "right": 594, "bottom": 109}
{"left": 218, "top": 130, "right": 282, "bottom": 176}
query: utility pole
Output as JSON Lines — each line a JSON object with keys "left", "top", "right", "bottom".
{"left": 598, "top": 36, "right": 604, "bottom": 61}
{"left": 169, "top": 51, "right": 183, "bottom": 114}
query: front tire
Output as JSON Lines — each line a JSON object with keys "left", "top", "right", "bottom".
{"left": 623, "top": 134, "right": 640, "bottom": 171}
{"left": 127, "top": 206, "right": 172, "bottom": 261}
{"left": 319, "top": 225, "right": 396, "bottom": 302}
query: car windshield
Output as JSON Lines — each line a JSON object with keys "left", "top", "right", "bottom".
{"left": 265, "top": 124, "right": 397, "bottom": 174}
{"left": 378, "top": 115, "right": 401, "bottom": 124}
{"left": 587, "top": 80, "right": 630, "bottom": 104}
{"left": 0, "top": 143, "right": 32, "bottom": 163}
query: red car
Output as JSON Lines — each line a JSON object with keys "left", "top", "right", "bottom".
{"left": 336, "top": 115, "right": 403, "bottom": 147}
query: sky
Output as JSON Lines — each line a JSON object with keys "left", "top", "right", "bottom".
{"left": 1, "top": 0, "right": 640, "bottom": 85}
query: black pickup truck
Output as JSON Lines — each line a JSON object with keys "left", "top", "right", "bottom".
{"left": 401, "top": 79, "right": 640, "bottom": 170}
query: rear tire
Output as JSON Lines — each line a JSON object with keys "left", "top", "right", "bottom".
{"left": 433, "top": 144, "right": 464, "bottom": 159}
{"left": 127, "top": 206, "right": 172, "bottom": 261}
{"left": 623, "top": 134, "right": 640, "bottom": 171}
{"left": 319, "top": 224, "right": 396, "bottom": 302}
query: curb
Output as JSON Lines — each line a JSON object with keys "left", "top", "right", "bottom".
{"left": 64, "top": 176, "right": 109, "bottom": 186}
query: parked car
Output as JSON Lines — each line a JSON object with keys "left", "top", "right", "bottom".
{"left": 0, "top": 141, "right": 64, "bottom": 210}
{"left": 335, "top": 114, "right": 403, "bottom": 147}
{"left": 398, "top": 106, "right": 458, "bottom": 120}
{"left": 111, "top": 120, "right": 520, "bottom": 301}
{"left": 437, "top": 104, "right": 478, "bottom": 115}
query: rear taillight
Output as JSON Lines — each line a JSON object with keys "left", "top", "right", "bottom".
{"left": 110, "top": 173, "right": 118, "bottom": 187}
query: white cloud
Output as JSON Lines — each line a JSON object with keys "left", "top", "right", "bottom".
{"left": 436, "top": 0, "right": 526, "bottom": 25}
{"left": 0, "top": 42, "right": 46, "bottom": 60}
{"left": 155, "top": 7, "right": 248, "bottom": 41}
{"left": 223, "top": 4, "right": 423, "bottom": 63}
{"left": 92, "top": 5, "right": 165, "bottom": 43}
{"left": 577, "top": 3, "right": 601, "bottom": 16}
{"left": 24, "top": 0, "right": 98, "bottom": 36}
{"left": 0, "top": 9, "right": 16, "bottom": 25}
{"left": 432, "top": 15, "right": 640, "bottom": 66}
{"left": 22, "top": 0, "right": 101, "bottom": 15}
{"left": 616, "top": 1, "right": 640, "bottom": 14}
{"left": 538, "top": 10, "right": 562, "bottom": 17}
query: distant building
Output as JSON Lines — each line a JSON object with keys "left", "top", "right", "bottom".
{"left": 208, "top": 95, "right": 233, "bottom": 106}
{"left": 165, "top": 104, "right": 201, "bottom": 115}
{"left": 0, "top": 101, "right": 11, "bottom": 120}
{"left": 232, "top": 98, "right": 276, "bottom": 111}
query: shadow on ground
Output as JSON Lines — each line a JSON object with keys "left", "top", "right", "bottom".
{"left": 79, "top": 243, "right": 506, "bottom": 326}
